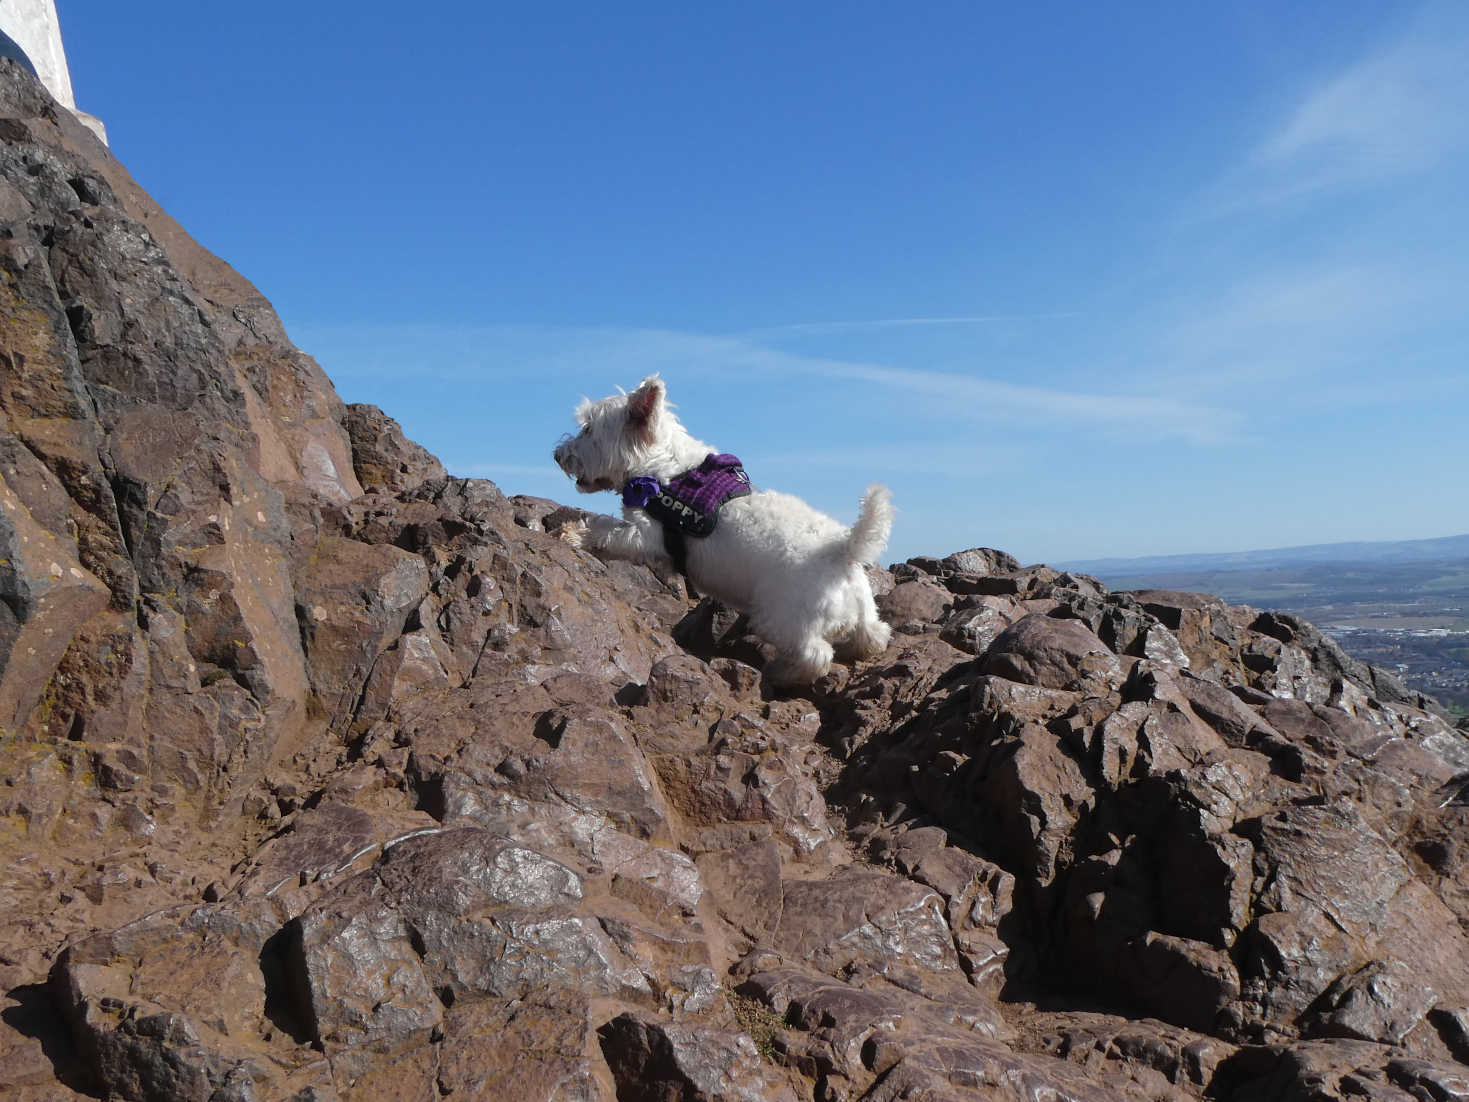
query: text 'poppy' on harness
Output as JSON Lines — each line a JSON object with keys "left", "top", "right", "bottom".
{"left": 623, "top": 453, "right": 752, "bottom": 573}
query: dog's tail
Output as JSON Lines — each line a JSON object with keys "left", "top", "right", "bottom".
{"left": 841, "top": 484, "right": 894, "bottom": 565}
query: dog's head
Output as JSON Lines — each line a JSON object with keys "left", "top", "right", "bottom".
{"left": 553, "top": 375, "right": 669, "bottom": 493}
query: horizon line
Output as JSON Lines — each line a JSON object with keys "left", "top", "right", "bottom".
{"left": 1059, "top": 530, "right": 1469, "bottom": 568}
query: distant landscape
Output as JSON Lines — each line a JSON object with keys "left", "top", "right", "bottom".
{"left": 1063, "top": 534, "right": 1469, "bottom": 717}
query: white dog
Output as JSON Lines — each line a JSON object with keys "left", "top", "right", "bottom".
{"left": 553, "top": 375, "right": 894, "bottom": 684}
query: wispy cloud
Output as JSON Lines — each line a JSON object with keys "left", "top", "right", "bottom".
{"left": 300, "top": 321, "right": 1245, "bottom": 448}
{"left": 1136, "top": 248, "right": 1469, "bottom": 411}
{"left": 1260, "top": 14, "right": 1466, "bottom": 175}
{"left": 1155, "top": 263, "right": 1417, "bottom": 386}
{"left": 1205, "top": 4, "right": 1469, "bottom": 214}
{"left": 748, "top": 441, "right": 1018, "bottom": 476}
{"left": 557, "top": 328, "right": 1246, "bottom": 446}
{"left": 735, "top": 313, "right": 1082, "bottom": 339}
{"left": 782, "top": 359, "right": 1247, "bottom": 445}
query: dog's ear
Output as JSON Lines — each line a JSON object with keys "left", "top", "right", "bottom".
{"left": 626, "top": 376, "right": 664, "bottom": 438}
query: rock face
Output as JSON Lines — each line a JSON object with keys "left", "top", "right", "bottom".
{"left": 2, "top": 60, "right": 1469, "bottom": 1101}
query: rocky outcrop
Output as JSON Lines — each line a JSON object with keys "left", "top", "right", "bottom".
{"left": 3, "top": 60, "right": 1469, "bottom": 1100}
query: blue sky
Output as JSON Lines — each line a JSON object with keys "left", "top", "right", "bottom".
{"left": 61, "top": 2, "right": 1468, "bottom": 564}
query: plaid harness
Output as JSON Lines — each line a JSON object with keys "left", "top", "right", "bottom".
{"left": 622, "top": 453, "right": 752, "bottom": 576}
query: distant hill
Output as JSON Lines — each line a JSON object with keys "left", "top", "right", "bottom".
{"left": 1061, "top": 533, "right": 1469, "bottom": 715}
{"left": 1061, "top": 532, "right": 1469, "bottom": 578}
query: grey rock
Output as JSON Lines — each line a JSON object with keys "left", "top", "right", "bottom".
{"left": 294, "top": 891, "right": 442, "bottom": 1051}
{"left": 1387, "top": 1057, "right": 1469, "bottom": 1101}
{"left": 1303, "top": 960, "right": 1438, "bottom": 1046}
{"left": 597, "top": 1014, "right": 798, "bottom": 1102}
{"left": 939, "top": 597, "right": 1014, "bottom": 655}
{"left": 772, "top": 870, "right": 960, "bottom": 976}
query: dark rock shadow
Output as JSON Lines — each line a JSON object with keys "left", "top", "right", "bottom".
{"left": 258, "top": 925, "right": 317, "bottom": 1048}
{"left": 672, "top": 599, "right": 766, "bottom": 670}
{"left": 1, "top": 981, "right": 101, "bottom": 1097}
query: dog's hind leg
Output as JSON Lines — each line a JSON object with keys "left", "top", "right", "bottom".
{"left": 765, "top": 634, "right": 835, "bottom": 686}
{"left": 848, "top": 585, "right": 891, "bottom": 660}
{"left": 831, "top": 582, "right": 891, "bottom": 663}
{"left": 846, "top": 615, "right": 892, "bottom": 661}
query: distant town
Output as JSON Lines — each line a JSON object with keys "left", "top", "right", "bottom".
{"left": 1069, "top": 534, "right": 1469, "bottom": 721}
{"left": 1323, "top": 624, "right": 1469, "bottom": 716}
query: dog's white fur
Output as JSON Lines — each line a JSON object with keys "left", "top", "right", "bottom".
{"left": 553, "top": 375, "right": 894, "bottom": 684}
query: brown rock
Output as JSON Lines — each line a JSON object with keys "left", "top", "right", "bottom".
{"left": 1235, "top": 800, "right": 1469, "bottom": 1036}
{"left": 0, "top": 468, "right": 110, "bottom": 728}
{"left": 437, "top": 997, "right": 610, "bottom": 1101}
{"left": 296, "top": 536, "right": 430, "bottom": 731}
{"left": 941, "top": 548, "right": 1024, "bottom": 575}
{"left": 879, "top": 577, "right": 953, "bottom": 634}
{"left": 981, "top": 614, "right": 1123, "bottom": 693}
{"left": 1030, "top": 1009, "right": 1232, "bottom": 1093}
{"left": 772, "top": 870, "right": 960, "bottom": 976}
{"left": 597, "top": 1014, "right": 799, "bottom": 1102}
{"left": 1303, "top": 960, "right": 1439, "bottom": 1045}
{"left": 50, "top": 900, "right": 315, "bottom": 1100}
{"left": 343, "top": 403, "right": 445, "bottom": 495}
{"left": 697, "top": 839, "right": 783, "bottom": 940}
{"left": 862, "top": 1033, "right": 1131, "bottom": 1102}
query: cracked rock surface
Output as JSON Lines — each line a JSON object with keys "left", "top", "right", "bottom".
{"left": 3, "top": 61, "right": 1469, "bottom": 1100}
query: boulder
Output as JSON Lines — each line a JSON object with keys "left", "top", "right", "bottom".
{"left": 981, "top": 614, "right": 1123, "bottom": 693}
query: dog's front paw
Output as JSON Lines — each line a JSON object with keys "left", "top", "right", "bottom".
{"left": 558, "top": 519, "right": 589, "bottom": 549}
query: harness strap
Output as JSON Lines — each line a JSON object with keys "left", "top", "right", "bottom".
{"left": 663, "top": 526, "right": 690, "bottom": 578}
{"left": 622, "top": 453, "right": 751, "bottom": 578}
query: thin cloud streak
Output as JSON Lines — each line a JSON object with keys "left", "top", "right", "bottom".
{"left": 568, "top": 328, "right": 1246, "bottom": 446}
{"left": 1156, "top": 263, "right": 1413, "bottom": 385}
{"left": 299, "top": 321, "right": 1246, "bottom": 447}
{"left": 1129, "top": 254, "right": 1467, "bottom": 406}
{"left": 1198, "top": 3, "right": 1469, "bottom": 217}
{"left": 1259, "top": 14, "right": 1466, "bottom": 173}
{"left": 796, "top": 360, "right": 1247, "bottom": 446}
{"left": 736, "top": 313, "right": 1083, "bottom": 339}
{"left": 749, "top": 441, "right": 1017, "bottom": 477}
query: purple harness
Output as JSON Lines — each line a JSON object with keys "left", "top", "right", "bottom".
{"left": 623, "top": 453, "right": 752, "bottom": 574}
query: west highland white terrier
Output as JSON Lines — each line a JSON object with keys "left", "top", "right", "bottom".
{"left": 553, "top": 375, "right": 894, "bottom": 685}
